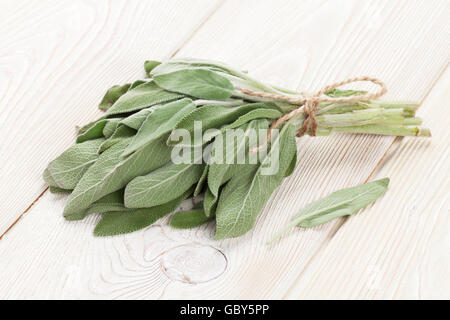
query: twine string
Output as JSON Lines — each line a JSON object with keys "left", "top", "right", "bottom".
{"left": 241, "top": 76, "right": 387, "bottom": 149}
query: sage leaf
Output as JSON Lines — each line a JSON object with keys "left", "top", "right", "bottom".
{"left": 43, "top": 138, "right": 104, "bottom": 190}
{"left": 122, "top": 98, "right": 195, "bottom": 157}
{"left": 99, "top": 125, "right": 136, "bottom": 153}
{"left": 214, "top": 123, "right": 297, "bottom": 239}
{"left": 219, "top": 107, "right": 282, "bottom": 131}
{"left": 99, "top": 83, "right": 131, "bottom": 111}
{"left": 63, "top": 136, "right": 172, "bottom": 217}
{"left": 170, "top": 208, "right": 212, "bottom": 229}
{"left": 194, "top": 165, "right": 209, "bottom": 197}
{"left": 268, "top": 178, "right": 390, "bottom": 244}
{"left": 204, "top": 186, "right": 218, "bottom": 217}
{"left": 64, "top": 189, "right": 128, "bottom": 221}
{"left": 208, "top": 119, "right": 269, "bottom": 197}
{"left": 144, "top": 60, "right": 161, "bottom": 76}
{"left": 120, "top": 107, "right": 153, "bottom": 130}
{"left": 100, "top": 79, "right": 147, "bottom": 111}
{"left": 102, "top": 118, "right": 122, "bottom": 138}
{"left": 49, "top": 186, "right": 71, "bottom": 194}
{"left": 76, "top": 120, "right": 108, "bottom": 143}
{"left": 169, "top": 103, "right": 279, "bottom": 146}
{"left": 105, "top": 81, "right": 183, "bottom": 116}
{"left": 125, "top": 162, "right": 204, "bottom": 208}
{"left": 153, "top": 68, "right": 233, "bottom": 100}
{"left": 94, "top": 188, "right": 192, "bottom": 237}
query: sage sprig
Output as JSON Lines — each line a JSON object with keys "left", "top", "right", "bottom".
{"left": 268, "top": 178, "right": 390, "bottom": 244}
{"left": 44, "top": 58, "right": 430, "bottom": 239}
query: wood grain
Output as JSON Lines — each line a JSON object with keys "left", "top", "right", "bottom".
{"left": 285, "top": 66, "right": 450, "bottom": 299}
{"left": 0, "top": 0, "right": 448, "bottom": 299}
{"left": 0, "top": 0, "right": 222, "bottom": 234}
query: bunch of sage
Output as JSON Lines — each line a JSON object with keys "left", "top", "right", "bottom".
{"left": 44, "top": 58, "right": 430, "bottom": 240}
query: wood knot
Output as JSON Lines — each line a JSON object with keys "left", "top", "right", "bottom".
{"left": 160, "top": 243, "right": 227, "bottom": 284}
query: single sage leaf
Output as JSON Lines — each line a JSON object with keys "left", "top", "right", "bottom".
{"left": 125, "top": 162, "right": 204, "bottom": 208}
{"left": 44, "top": 138, "right": 104, "bottom": 190}
{"left": 76, "top": 120, "right": 108, "bottom": 143}
{"left": 64, "top": 189, "right": 128, "bottom": 221}
{"left": 204, "top": 186, "right": 218, "bottom": 217}
{"left": 120, "top": 107, "right": 153, "bottom": 130}
{"left": 144, "top": 60, "right": 161, "bottom": 76}
{"left": 170, "top": 208, "right": 212, "bottom": 229}
{"left": 194, "top": 165, "right": 209, "bottom": 197}
{"left": 49, "top": 186, "right": 71, "bottom": 194}
{"left": 94, "top": 188, "right": 192, "bottom": 237}
{"left": 268, "top": 178, "right": 390, "bottom": 244}
{"left": 153, "top": 68, "right": 234, "bottom": 100}
{"left": 102, "top": 118, "right": 122, "bottom": 138}
{"left": 121, "top": 98, "right": 195, "bottom": 157}
{"left": 105, "top": 81, "right": 183, "bottom": 116}
{"left": 63, "top": 136, "right": 172, "bottom": 216}
{"left": 99, "top": 83, "right": 131, "bottom": 111}
{"left": 99, "top": 125, "right": 136, "bottom": 153}
{"left": 214, "top": 123, "right": 297, "bottom": 239}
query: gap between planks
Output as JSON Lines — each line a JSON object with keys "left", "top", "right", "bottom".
{"left": 0, "top": 0, "right": 226, "bottom": 242}
{"left": 0, "top": 187, "right": 48, "bottom": 240}
{"left": 282, "top": 62, "right": 449, "bottom": 299}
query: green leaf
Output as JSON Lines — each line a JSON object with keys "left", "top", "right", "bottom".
{"left": 120, "top": 107, "right": 153, "bottom": 130}
{"left": 219, "top": 107, "right": 282, "bottom": 131}
{"left": 207, "top": 119, "right": 269, "bottom": 198}
{"left": 98, "top": 80, "right": 147, "bottom": 112}
{"left": 144, "top": 60, "right": 161, "bottom": 76}
{"left": 63, "top": 136, "right": 172, "bottom": 217}
{"left": 104, "top": 81, "right": 183, "bottom": 116}
{"left": 64, "top": 189, "right": 128, "bottom": 221}
{"left": 170, "top": 208, "right": 212, "bottom": 229}
{"left": 268, "top": 178, "right": 390, "bottom": 244}
{"left": 214, "top": 123, "right": 297, "bottom": 239}
{"left": 204, "top": 186, "right": 218, "bottom": 217}
{"left": 76, "top": 120, "right": 108, "bottom": 143}
{"left": 102, "top": 118, "right": 122, "bottom": 138}
{"left": 153, "top": 68, "right": 233, "bottom": 100}
{"left": 122, "top": 98, "right": 195, "bottom": 157}
{"left": 49, "top": 186, "right": 71, "bottom": 194}
{"left": 125, "top": 162, "right": 204, "bottom": 208}
{"left": 168, "top": 103, "right": 279, "bottom": 146}
{"left": 99, "top": 125, "right": 136, "bottom": 153}
{"left": 44, "top": 138, "right": 104, "bottom": 190}
{"left": 94, "top": 188, "right": 192, "bottom": 237}
{"left": 99, "top": 83, "right": 131, "bottom": 111}
{"left": 194, "top": 165, "right": 208, "bottom": 197}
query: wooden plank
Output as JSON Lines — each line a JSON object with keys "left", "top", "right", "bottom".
{"left": 0, "top": 0, "right": 222, "bottom": 235}
{"left": 285, "top": 66, "right": 450, "bottom": 299}
{"left": 0, "top": 0, "right": 448, "bottom": 299}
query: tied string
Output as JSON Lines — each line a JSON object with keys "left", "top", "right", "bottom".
{"left": 241, "top": 76, "right": 387, "bottom": 151}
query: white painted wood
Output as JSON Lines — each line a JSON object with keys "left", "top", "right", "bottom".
{"left": 0, "top": 0, "right": 222, "bottom": 234}
{"left": 285, "top": 66, "right": 450, "bottom": 299}
{"left": 0, "top": 0, "right": 448, "bottom": 299}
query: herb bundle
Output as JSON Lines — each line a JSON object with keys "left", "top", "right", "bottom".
{"left": 44, "top": 58, "right": 430, "bottom": 240}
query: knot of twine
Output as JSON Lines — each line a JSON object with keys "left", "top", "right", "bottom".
{"left": 241, "top": 76, "right": 387, "bottom": 146}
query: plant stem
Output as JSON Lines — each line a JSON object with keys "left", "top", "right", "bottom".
{"left": 328, "top": 125, "right": 431, "bottom": 137}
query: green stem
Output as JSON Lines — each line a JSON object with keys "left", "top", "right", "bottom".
{"left": 330, "top": 125, "right": 431, "bottom": 137}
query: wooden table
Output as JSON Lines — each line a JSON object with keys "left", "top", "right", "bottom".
{"left": 0, "top": 0, "right": 448, "bottom": 299}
